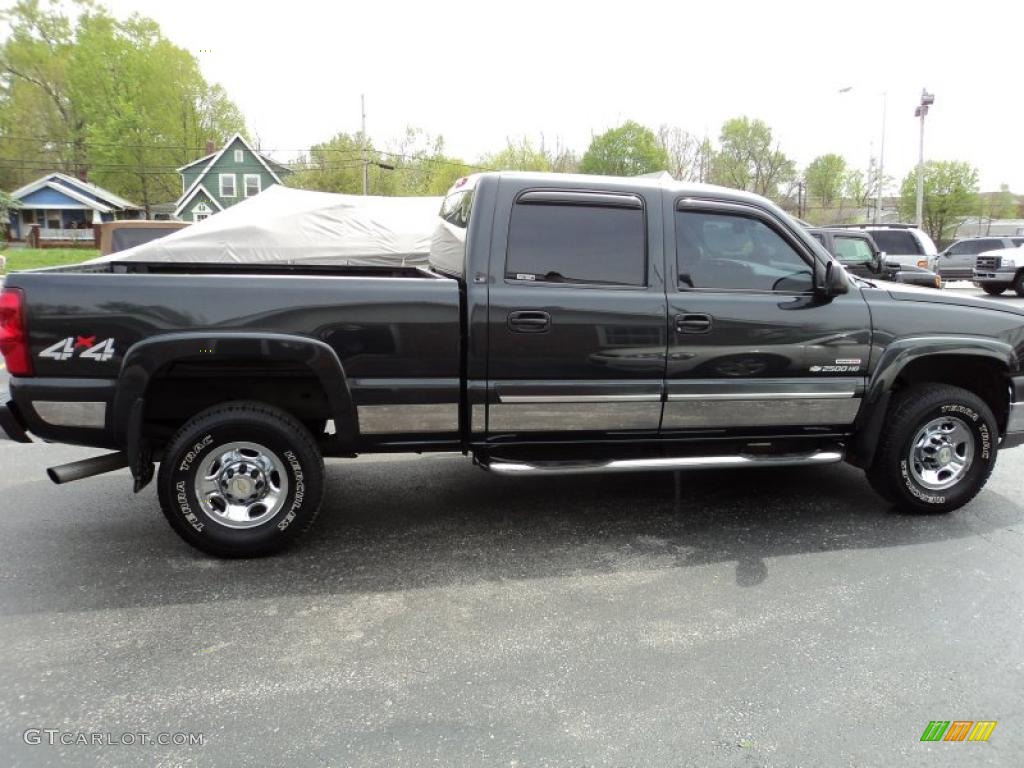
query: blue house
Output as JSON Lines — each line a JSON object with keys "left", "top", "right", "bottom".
{"left": 7, "top": 172, "right": 143, "bottom": 242}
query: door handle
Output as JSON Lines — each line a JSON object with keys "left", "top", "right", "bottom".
{"left": 508, "top": 310, "right": 551, "bottom": 333}
{"left": 675, "top": 313, "right": 712, "bottom": 334}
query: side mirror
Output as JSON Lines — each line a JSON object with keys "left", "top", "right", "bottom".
{"left": 817, "top": 260, "right": 849, "bottom": 297}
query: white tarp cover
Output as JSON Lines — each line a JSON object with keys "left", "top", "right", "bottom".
{"left": 91, "top": 185, "right": 444, "bottom": 266}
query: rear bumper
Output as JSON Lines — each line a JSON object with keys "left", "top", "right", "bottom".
{"left": 5, "top": 377, "right": 118, "bottom": 449}
{"left": 0, "top": 400, "right": 32, "bottom": 443}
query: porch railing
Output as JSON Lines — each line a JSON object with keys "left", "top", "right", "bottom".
{"left": 38, "top": 228, "right": 95, "bottom": 241}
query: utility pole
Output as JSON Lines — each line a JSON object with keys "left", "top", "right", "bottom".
{"left": 838, "top": 86, "right": 886, "bottom": 223}
{"left": 874, "top": 91, "right": 887, "bottom": 224}
{"left": 361, "top": 93, "right": 368, "bottom": 196}
{"left": 914, "top": 89, "right": 935, "bottom": 228}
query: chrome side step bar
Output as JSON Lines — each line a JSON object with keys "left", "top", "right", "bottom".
{"left": 479, "top": 449, "right": 844, "bottom": 476}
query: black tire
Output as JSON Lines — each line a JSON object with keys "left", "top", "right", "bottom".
{"left": 1014, "top": 271, "right": 1024, "bottom": 298}
{"left": 866, "top": 384, "right": 997, "bottom": 513}
{"left": 157, "top": 401, "right": 324, "bottom": 557}
{"left": 981, "top": 285, "right": 1006, "bottom": 296}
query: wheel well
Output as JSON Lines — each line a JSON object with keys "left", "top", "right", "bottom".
{"left": 892, "top": 355, "right": 1011, "bottom": 433}
{"left": 141, "top": 359, "right": 333, "bottom": 445}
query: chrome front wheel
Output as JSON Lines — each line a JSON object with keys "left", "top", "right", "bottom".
{"left": 908, "top": 415, "right": 975, "bottom": 491}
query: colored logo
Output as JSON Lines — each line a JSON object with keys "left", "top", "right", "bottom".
{"left": 920, "top": 721, "right": 996, "bottom": 742}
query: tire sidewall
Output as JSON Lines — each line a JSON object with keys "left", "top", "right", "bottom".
{"left": 895, "top": 399, "right": 995, "bottom": 510}
{"left": 162, "top": 418, "right": 318, "bottom": 554}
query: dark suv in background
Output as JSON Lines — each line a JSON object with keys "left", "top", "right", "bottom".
{"left": 822, "top": 224, "right": 938, "bottom": 272}
{"left": 808, "top": 228, "right": 942, "bottom": 288}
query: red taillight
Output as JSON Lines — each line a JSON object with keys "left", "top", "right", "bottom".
{"left": 0, "top": 287, "right": 32, "bottom": 376}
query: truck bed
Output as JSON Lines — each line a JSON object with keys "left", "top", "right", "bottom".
{"left": 5, "top": 264, "right": 463, "bottom": 450}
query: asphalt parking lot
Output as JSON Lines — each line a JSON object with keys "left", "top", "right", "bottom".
{"left": 1, "top": 285, "right": 1023, "bottom": 767}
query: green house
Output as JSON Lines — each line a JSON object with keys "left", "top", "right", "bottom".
{"left": 174, "top": 133, "right": 291, "bottom": 222}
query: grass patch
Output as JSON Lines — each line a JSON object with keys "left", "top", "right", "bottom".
{"left": 1, "top": 248, "right": 99, "bottom": 273}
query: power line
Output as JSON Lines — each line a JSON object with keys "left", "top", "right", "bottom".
{"left": 0, "top": 134, "right": 495, "bottom": 170}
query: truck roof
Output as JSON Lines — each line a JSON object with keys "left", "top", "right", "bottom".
{"left": 458, "top": 171, "right": 786, "bottom": 210}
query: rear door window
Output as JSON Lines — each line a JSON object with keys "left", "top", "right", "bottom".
{"left": 506, "top": 199, "right": 646, "bottom": 286}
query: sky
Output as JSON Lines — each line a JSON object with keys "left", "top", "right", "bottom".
{"left": 91, "top": 0, "right": 1024, "bottom": 191}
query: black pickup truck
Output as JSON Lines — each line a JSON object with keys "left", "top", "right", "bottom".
{"left": 2, "top": 172, "right": 1023, "bottom": 556}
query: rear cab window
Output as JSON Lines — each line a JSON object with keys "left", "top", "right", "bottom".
{"left": 869, "top": 230, "right": 922, "bottom": 255}
{"left": 429, "top": 180, "right": 477, "bottom": 277}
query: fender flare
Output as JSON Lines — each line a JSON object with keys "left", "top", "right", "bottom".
{"left": 849, "top": 336, "right": 1017, "bottom": 468}
{"left": 111, "top": 332, "right": 358, "bottom": 456}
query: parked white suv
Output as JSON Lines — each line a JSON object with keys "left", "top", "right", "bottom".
{"left": 823, "top": 224, "right": 937, "bottom": 272}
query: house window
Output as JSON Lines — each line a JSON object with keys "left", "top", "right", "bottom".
{"left": 46, "top": 215, "right": 61, "bottom": 229}
{"left": 244, "top": 174, "right": 261, "bottom": 197}
{"left": 234, "top": 149, "right": 244, "bottom": 163}
{"left": 22, "top": 210, "right": 35, "bottom": 224}
{"left": 219, "top": 173, "right": 236, "bottom": 198}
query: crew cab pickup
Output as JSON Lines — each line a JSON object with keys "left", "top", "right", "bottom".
{"left": 973, "top": 246, "right": 1024, "bottom": 297}
{"left": 2, "top": 172, "right": 1023, "bottom": 556}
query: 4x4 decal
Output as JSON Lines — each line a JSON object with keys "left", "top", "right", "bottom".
{"left": 39, "top": 336, "right": 117, "bottom": 362}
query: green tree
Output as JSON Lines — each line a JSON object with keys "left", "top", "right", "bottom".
{"left": 843, "top": 168, "right": 869, "bottom": 208}
{"left": 709, "top": 116, "right": 795, "bottom": 198}
{"left": 898, "top": 160, "right": 979, "bottom": 242}
{"left": 377, "top": 128, "right": 471, "bottom": 196}
{"left": 0, "top": 190, "right": 20, "bottom": 246}
{"left": 978, "top": 184, "right": 1019, "bottom": 221}
{"left": 0, "top": 0, "right": 245, "bottom": 210}
{"left": 657, "top": 125, "right": 703, "bottom": 182}
{"left": 287, "top": 131, "right": 377, "bottom": 194}
{"left": 804, "top": 153, "right": 846, "bottom": 207}
{"left": 289, "top": 127, "right": 471, "bottom": 197}
{"left": 479, "top": 137, "right": 552, "bottom": 172}
{"left": 579, "top": 121, "right": 668, "bottom": 176}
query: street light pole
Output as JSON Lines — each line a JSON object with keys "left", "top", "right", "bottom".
{"left": 914, "top": 89, "right": 935, "bottom": 228}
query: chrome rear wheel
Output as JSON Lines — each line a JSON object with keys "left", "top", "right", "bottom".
{"left": 195, "top": 442, "right": 289, "bottom": 529}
